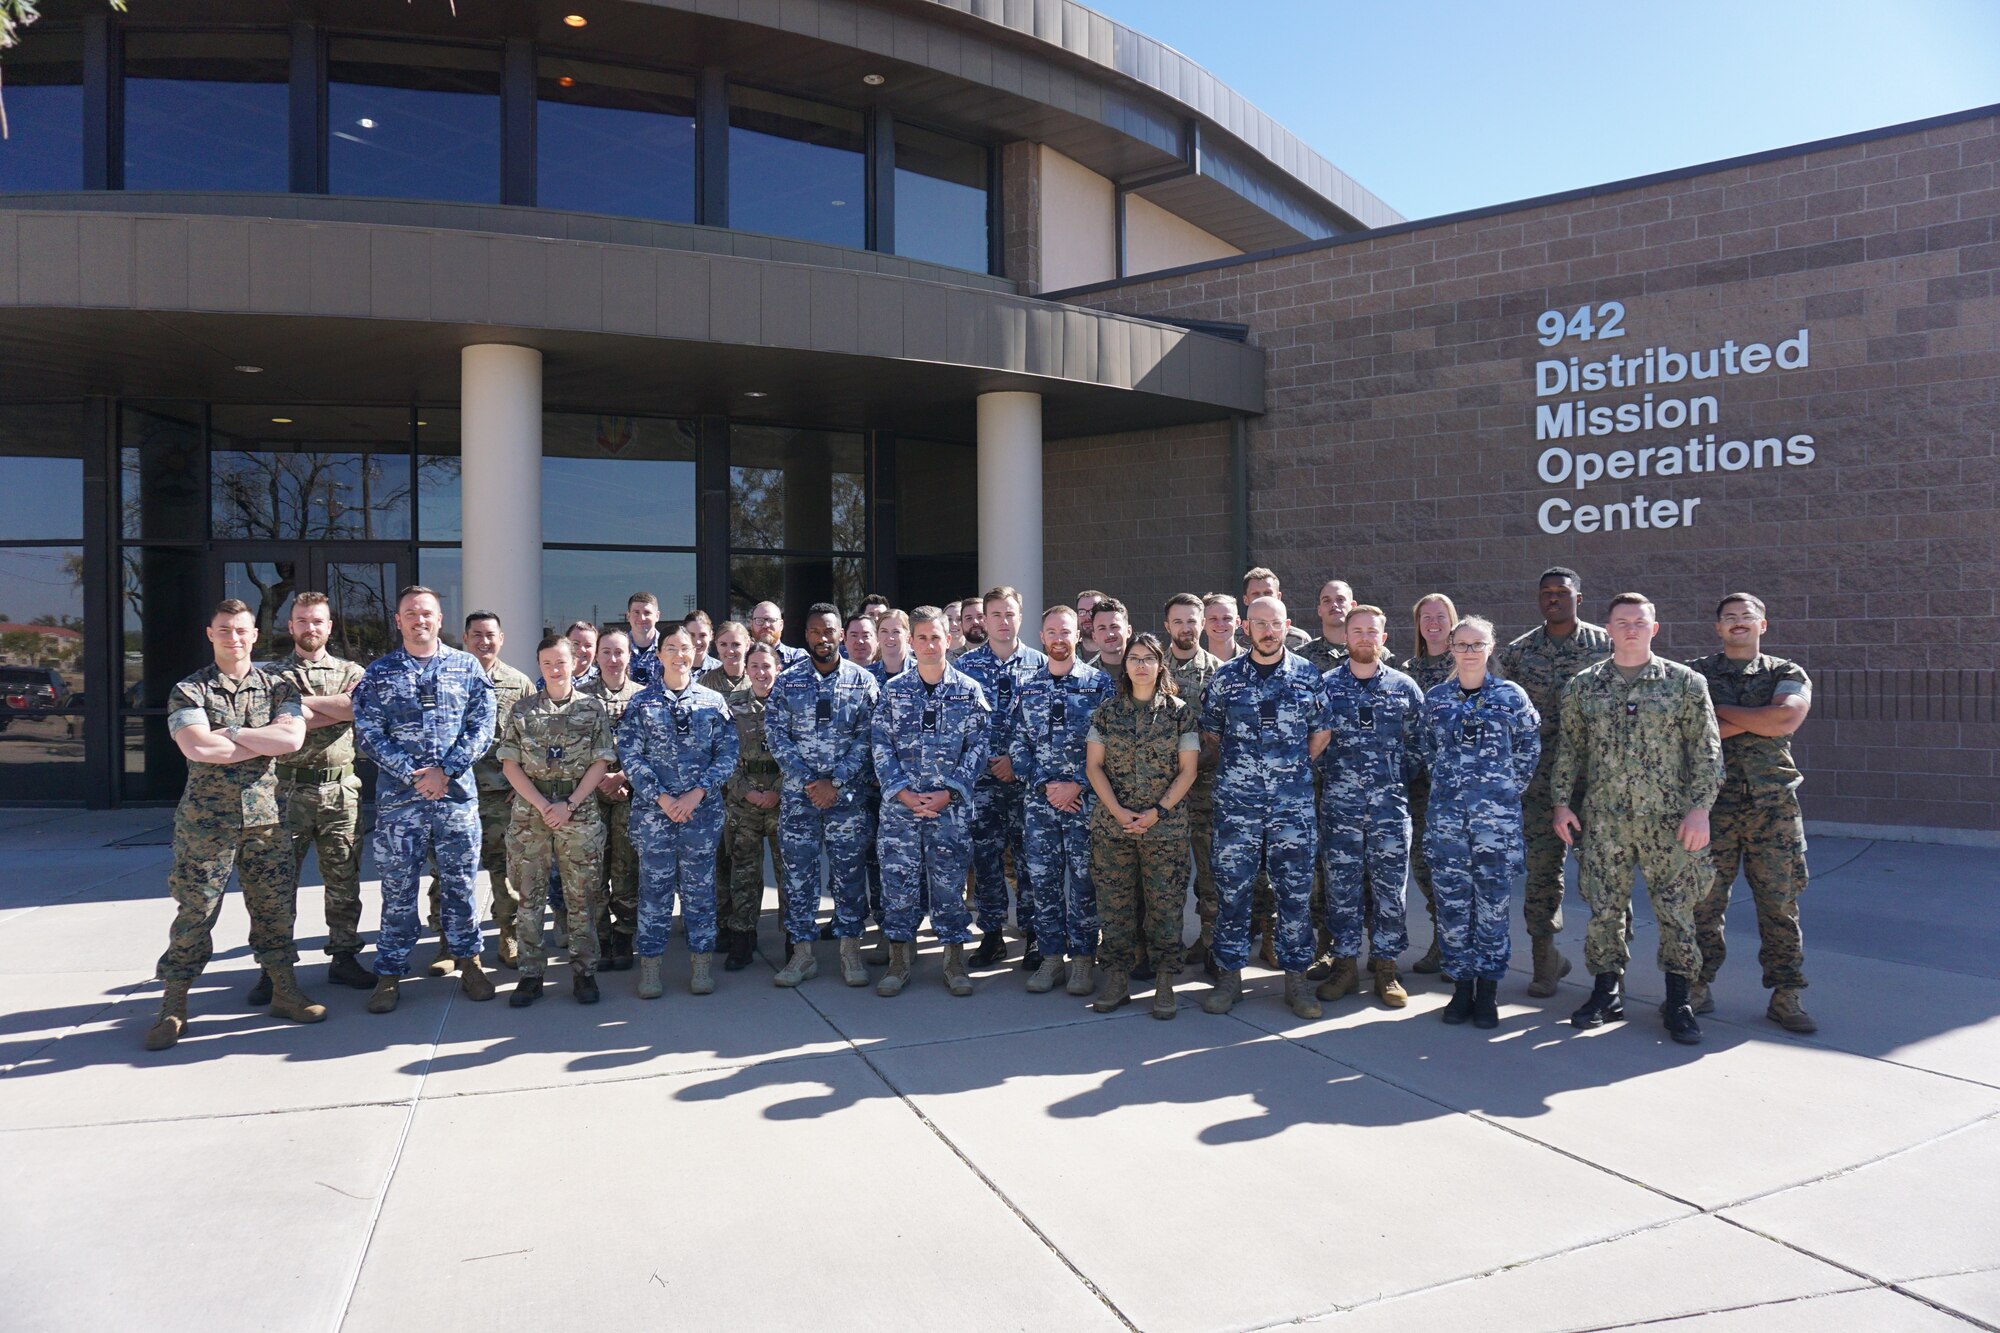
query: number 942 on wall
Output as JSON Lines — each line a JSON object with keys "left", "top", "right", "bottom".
{"left": 1538, "top": 302, "right": 1626, "bottom": 346}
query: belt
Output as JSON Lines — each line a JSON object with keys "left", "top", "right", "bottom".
{"left": 277, "top": 763, "right": 351, "bottom": 785}
{"left": 743, "top": 759, "right": 781, "bottom": 778}
{"left": 534, "top": 778, "right": 580, "bottom": 800}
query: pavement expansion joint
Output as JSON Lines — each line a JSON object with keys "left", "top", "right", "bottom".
{"left": 1709, "top": 1106, "right": 2000, "bottom": 1215}
{"left": 1566, "top": 1287, "right": 1890, "bottom": 1333}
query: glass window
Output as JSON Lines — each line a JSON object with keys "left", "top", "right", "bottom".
{"left": 417, "top": 410, "right": 460, "bottom": 542}
{"left": 123, "top": 30, "right": 290, "bottom": 192}
{"left": 545, "top": 548, "right": 698, "bottom": 638}
{"left": 729, "top": 426, "right": 864, "bottom": 553}
{"left": 328, "top": 38, "right": 501, "bottom": 203}
{"left": 120, "top": 546, "right": 204, "bottom": 710}
{"left": 418, "top": 546, "right": 462, "bottom": 643}
{"left": 0, "top": 542, "right": 88, "bottom": 800}
{"left": 0, "top": 31, "right": 83, "bottom": 192}
{"left": 0, "top": 403, "right": 84, "bottom": 541}
{"left": 123, "top": 714, "right": 186, "bottom": 803}
{"left": 122, "top": 403, "right": 207, "bottom": 541}
{"left": 728, "top": 554, "right": 863, "bottom": 629}
{"left": 727, "top": 86, "right": 864, "bottom": 248}
{"left": 537, "top": 58, "right": 695, "bottom": 222}
{"left": 208, "top": 406, "right": 414, "bottom": 541}
{"left": 545, "top": 413, "right": 697, "bottom": 546}
{"left": 220, "top": 557, "right": 300, "bottom": 660}
{"left": 896, "top": 437, "right": 976, "bottom": 611}
{"left": 894, "top": 124, "right": 989, "bottom": 273}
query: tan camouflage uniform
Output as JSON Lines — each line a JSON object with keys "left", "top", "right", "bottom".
{"left": 1497, "top": 621, "right": 1612, "bottom": 938}
{"left": 268, "top": 651, "right": 366, "bottom": 955}
{"left": 1089, "top": 692, "right": 1198, "bottom": 975}
{"left": 1688, "top": 652, "right": 1813, "bottom": 991}
{"left": 582, "top": 674, "right": 646, "bottom": 949}
{"left": 465, "top": 659, "right": 534, "bottom": 935}
{"left": 158, "top": 665, "right": 307, "bottom": 983}
{"left": 496, "top": 689, "right": 615, "bottom": 978}
{"left": 715, "top": 677, "right": 784, "bottom": 937}
{"left": 1552, "top": 655, "right": 1723, "bottom": 979}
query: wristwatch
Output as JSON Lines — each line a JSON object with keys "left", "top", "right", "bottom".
{"left": 1153, "top": 803, "right": 1170, "bottom": 820}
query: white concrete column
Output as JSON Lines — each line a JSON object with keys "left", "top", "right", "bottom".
{"left": 460, "top": 344, "right": 543, "bottom": 674}
{"left": 976, "top": 390, "right": 1043, "bottom": 617}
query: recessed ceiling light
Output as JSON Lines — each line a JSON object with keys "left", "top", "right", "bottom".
{"left": 862, "top": 73, "right": 886, "bottom": 86}
{"left": 743, "top": 391, "right": 768, "bottom": 399}
{"left": 557, "top": 76, "right": 576, "bottom": 87}
{"left": 830, "top": 199, "right": 847, "bottom": 207}
{"left": 563, "top": 13, "right": 587, "bottom": 26}
{"left": 234, "top": 364, "right": 263, "bottom": 374}
{"left": 357, "top": 118, "right": 375, "bottom": 129}
{"left": 417, "top": 420, "right": 428, "bottom": 427}
{"left": 270, "top": 417, "right": 293, "bottom": 424}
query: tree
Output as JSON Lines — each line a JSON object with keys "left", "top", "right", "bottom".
{"left": 0, "top": 1, "right": 126, "bottom": 138}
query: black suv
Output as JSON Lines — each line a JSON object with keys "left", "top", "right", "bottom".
{"left": 0, "top": 666, "right": 66, "bottom": 733}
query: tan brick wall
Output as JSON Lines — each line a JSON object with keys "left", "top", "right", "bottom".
{"left": 1055, "top": 112, "right": 2000, "bottom": 832}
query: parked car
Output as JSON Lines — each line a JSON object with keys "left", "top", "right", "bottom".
{"left": 0, "top": 666, "right": 66, "bottom": 733}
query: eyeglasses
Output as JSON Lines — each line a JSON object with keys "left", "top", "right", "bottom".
{"left": 1247, "top": 619, "right": 1286, "bottom": 632}
{"left": 1450, "top": 642, "right": 1491, "bottom": 653}
{"left": 1718, "top": 614, "right": 1762, "bottom": 625}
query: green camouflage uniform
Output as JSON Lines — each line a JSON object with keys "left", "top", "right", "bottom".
{"left": 1399, "top": 649, "right": 1455, "bottom": 924}
{"left": 496, "top": 689, "right": 615, "bottom": 977}
{"left": 716, "top": 679, "right": 784, "bottom": 936}
{"left": 467, "top": 659, "right": 535, "bottom": 934}
{"left": 1088, "top": 692, "right": 1198, "bottom": 975}
{"left": 1552, "top": 656, "right": 1723, "bottom": 979}
{"left": 1301, "top": 635, "right": 1349, "bottom": 675}
{"left": 268, "top": 651, "right": 366, "bottom": 956}
{"left": 582, "top": 674, "right": 646, "bottom": 948}
{"left": 1688, "top": 652, "right": 1813, "bottom": 991}
{"left": 1497, "top": 621, "right": 1612, "bottom": 938}
{"left": 1165, "top": 644, "right": 1223, "bottom": 929}
{"left": 158, "top": 665, "right": 307, "bottom": 983}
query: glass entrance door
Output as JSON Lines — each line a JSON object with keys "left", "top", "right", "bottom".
{"left": 214, "top": 544, "right": 410, "bottom": 669}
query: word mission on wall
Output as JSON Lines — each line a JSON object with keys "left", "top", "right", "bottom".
{"left": 1527, "top": 302, "right": 1818, "bottom": 535}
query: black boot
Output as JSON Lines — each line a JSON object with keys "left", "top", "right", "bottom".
{"left": 328, "top": 951, "right": 375, "bottom": 989}
{"left": 508, "top": 976, "right": 544, "bottom": 1008}
{"left": 1020, "top": 931, "right": 1041, "bottom": 971}
{"left": 818, "top": 921, "right": 837, "bottom": 941}
{"left": 1571, "top": 972, "right": 1625, "bottom": 1029}
{"left": 246, "top": 969, "right": 273, "bottom": 1006}
{"left": 1472, "top": 978, "right": 1500, "bottom": 1030}
{"left": 1660, "top": 973, "right": 1702, "bottom": 1045}
{"left": 609, "top": 931, "right": 635, "bottom": 972}
{"left": 972, "top": 930, "right": 1008, "bottom": 967}
{"left": 1440, "top": 977, "right": 1475, "bottom": 1025}
{"left": 573, "top": 971, "right": 600, "bottom": 1005}
{"left": 724, "top": 928, "right": 756, "bottom": 971}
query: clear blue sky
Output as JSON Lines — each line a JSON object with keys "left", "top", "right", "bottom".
{"left": 1086, "top": 1, "right": 2000, "bottom": 222}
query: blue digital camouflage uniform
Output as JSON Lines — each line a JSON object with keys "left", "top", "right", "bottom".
{"left": 1420, "top": 674, "right": 1541, "bottom": 980}
{"left": 956, "top": 642, "right": 1049, "bottom": 934}
{"left": 1317, "top": 662, "right": 1427, "bottom": 960}
{"left": 1010, "top": 661, "right": 1115, "bottom": 958}
{"left": 353, "top": 646, "right": 496, "bottom": 976}
{"left": 617, "top": 678, "right": 738, "bottom": 958}
{"left": 864, "top": 656, "right": 913, "bottom": 918}
{"left": 1201, "top": 653, "right": 1331, "bottom": 972}
{"left": 628, "top": 632, "right": 663, "bottom": 689}
{"left": 1398, "top": 649, "right": 1456, "bottom": 926}
{"left": 871, "top": 666, "right": 990, "bottom": 945}
{"left": 764, "top": 657, "right": 880, "bottom": 943}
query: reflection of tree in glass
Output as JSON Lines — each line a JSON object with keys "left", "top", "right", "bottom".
{"left": 211, "top": 449, "right": 413, "bottom": 540}
{"left": 327, "top": 564, "right": 397, "bottom": 665}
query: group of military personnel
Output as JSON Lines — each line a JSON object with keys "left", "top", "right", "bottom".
{"left": 143, "top": 563, "right": 1816, "bottom": 1053}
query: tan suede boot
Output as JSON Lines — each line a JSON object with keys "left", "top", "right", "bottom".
{"left": 941, "top": 942, "right": 974, "bottom": 997}
{"left": 366, "top": 977, "right": 400, "bottom": 1013}
{"left": 636, "top": 955, "right": 663, "bottom": 999}
{"left": 456, "top": 956, "right": 496, "bottom": 1001}
{"left": 1285, "top": 971, "right": 1322, "bottom": 1020}
{"left": 267, "top": 965, "right": 328, "bottom": 1024}
{"left": 144, "top": 980, "right": 190, "bottom": 1050}
{"left": 1026, "top": 955, "right": 1065, "bottom": 993}
{"left": 1528, "top": 936, "right": 1572, "bottom": 998}
{"left": 1315, "top": 956, "right": 1359, "bottom": 1002}
{"left": 775, "top": 942, "right": 818, "bottom": 988}
{"left": 1151, "top": 969, "right": 1177, "bottom": 1020}
{"left": 689, "top": 953, "right": 715, "bottom": 995}
{"left": 876, "top": 940, "right": 913, "bottom": 997}
{"left": 838, "top": 938, "right": 869, "bottom": 987}
{"left": 1091, "top": 967, "right": 1130, "bottom": 1013}
{"left": 1065, "top": 955, "right": 1096, "bottom": 997}
{"left": 1371, "top": 957, "right": 1408, "bottom": 1009}
{"left": 1202, "top": 968, "right": 1242, "bottom": 1014}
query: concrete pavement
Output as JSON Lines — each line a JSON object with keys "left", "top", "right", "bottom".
{"left": 1, "top": 808, "right": 1996, "bottom": 1332}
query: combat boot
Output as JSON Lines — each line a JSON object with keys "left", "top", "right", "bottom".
{"left": 1202, "top": 969, "right": 1242, "bottom": 1015}
{"left": 724, "top": 929, "right": 755, "bottom": 972}
{"left": 1091, "top": 967, "right": 1130, "bottom": 1013}
{"left": 496, "top": 930, "right": 520, "bottom": 970}
{"left": 1689, "top": 978, "right": 1715, "bottom": 1014}
{"left": 636, "top": 955, "right": 664, "bottom": 1000}
{"left": 1570, "top": 972, "right": 1624, "bottom": 1028}
{"left": 876, "top": 941, "right": 913, "bottom": 997}
{"left": 1151, "top": 969, "right": 1177, "bottom": 1020}
{"left": 1661, "top": 974, "right": 1702, "bottom": 1045}
{"left": 838, "top": 937, "right": 869, "bottom": 987}
{"left": 456, "top": 956, "right": 496, "bottom": 1001}
{"left": 245, "top": 969, "right": 273, "bottom": 1006}
{"left": 1065, "top": 955, "right": 1095, "bottom": 997}
{"left": 608, "top": 932, "right": 635, "bottom": 972}
{"left": 143, "top": 980, "right": 190, "bottom": 1050}
{"left": 1371, "top": 957, "right": 1408, "bottom": 1009}
{"left": 328, "top": 951, "right": 374, "bottom": 990}
{"left": 1767, "top": 987, "right": 1817, "bottom": 1034}
{"left": 509, "top": 976, "right": 544, "bottom": 1008}
{"left": 1254, "top": 918, "right": 1279, "bottom": 970}
{"left": 1020, "top": 930, "right": 1042, "bottom": 972}
{"left": 1440, "top": 977, "right": 1475, "bottom": 1025}
{"left": 971, "top": 930, "right": 1007, "bottom": 967}
{"left": 689, "top": 953, "right": 715, "bottom": 995}
{"left": 1026, "top": 955, "right": 1065, "bottom": 993}
{"left": 1315, "top": 956, "right": 1359, "bottom": 1003}
{"left": 267, "top": 966, "right": 327, "bottom": 1024}
{"left": 426, "top": 939, "right": 455, "bottom": 977}
{"left": 366, "top": 976, "right": 400, "bottom": 1013}
{"left": 942, "top": 943, "right": 974, "bottom": 997}
{"left": 573, "top": 970, "right": 600, "bottom": 1005}
{"left": 864, "top": 927, "right": 892, "bottom": 967}
{"left": 1412, "top": 935, "right": 1442, "bottom": 974}
{"left": 1527, "top": 936, "right": 1572, "bottom": 998}
{"left": 1284, "top": 972, "right": 1322, "bottom": 1020}
{"left": 774, "top": 942, "right": 818, "bottom": 988}
{"left": 1472, "top": 978, "right": 1500, "bottom": 1030}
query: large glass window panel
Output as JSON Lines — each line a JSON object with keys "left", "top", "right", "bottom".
{"left": 0, "top": 546, "right": 85, "bottom": 700}
{"left": 894, "top": 124, "right": 990, "bottom": 273}
{"left": 120, "top": 546, "right": 205, "bottom": 710}
{"left": 729, "top": 426, "right": 864, "bottom": 553}
{"left": 0, "top": 699, "right": 86, "bottom": 801}
{"left": 122, "top": 402, "right": 207, "bottom": 541}
{"left": 328, "top": 38, "right": 501, "bottom": 203}
{"left": 0, "top": 31, "right": 83, "bottom": 192}
{"left": 544, "top": 413, "right": 697, "bottom": 546}
{"left": 537, "top": 58, "right": 695, "bottom": 221}
{"left": 324, "top": 561, "right": 400, "bottom": 665}
{"left": 220, "top": 558, "right": 300, "bottom": 660}
{"left": 417, "top": 411, "right": 461, "bottom": 542}
{"left": 209, "top": 406, "right": 414, "bottom": 541}
{"left": 728, "top": 554, "right": 863, "bottom": 630}
{"left": 727, "top": 87, "right": 864, "bottom": 247}
{"left": 123, "top": 714, "right": 187, "bottom": 802}
{"left": 545, "top": 549, "right": 698, "bottom": 637}
{"left": 896, "top": 437, "right": 976, "bottom": 611}
{"left": 0, "top": 402, "right": 85, "bottom": 541}
{"left": 418, "top": 546, "right": 462, "bottom": 644}
{"left": 123, "top": 30, "right": 289, "bottom": 192}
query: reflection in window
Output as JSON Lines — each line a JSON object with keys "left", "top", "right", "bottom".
{"left": 545, "top": 548, "right": 698, "bottom": 637}
{"left": 208, "top": 407, "right": 414, "bottom": 541}
{"left": 728, "top": 554, "right": 863, "bottom": 631}
{"left": 728, "top": 87, "right": 865, "bottom": 247}
{"left": 894, "top": 124, "right": 990, "bottom": 273}
{"left": 324, "top": 561, "right": 401, "bottom": 665}
{"left": 120, "top": 546, "right": 204, "bottom": 709}
{"left": 122, "top": 403, "right": 207, "bottom": 540}
{"left": 0, "top": 402, "right": 85, "bottom": 541}
{"left": 0, "top": 543, "right": 88, "bottom": 800}
{"left": 417, "top": 411, "right": 461, "bottom": 542}
{"left": 544, "top": 413, "right": 697, "bottom": 546}
{"left": 123, "top": 30, "right": 289, "bottom": 192}
{"left": 896, "top": 437, "right": 977, "bottom": 612}
{"left": 221, "top": 558, "right": 300, "bottom": 660}
{"left": 123, "top": 714, "right": 186, "bottom": 802}
{"left": 538, "top": 58, "right": 695, "bottom": 221}
{"left": 729, "top": 426, "right": 864, "bottom": 554}
{"left": 418, "top": 546, "right": 462, "bottom": 642}
{"left": 328, "top": 38, "right": 501, "bottom": 203}
{"left": 0, "top": 30, "right": 83, "bottom": 192}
